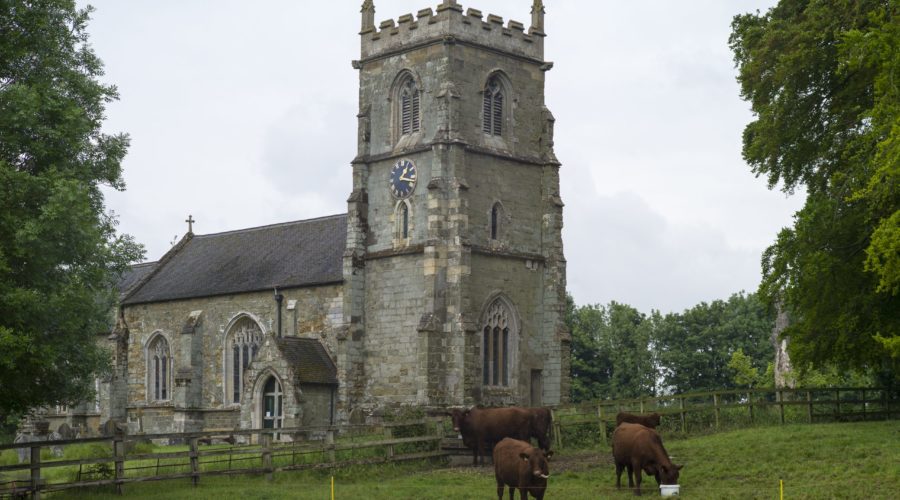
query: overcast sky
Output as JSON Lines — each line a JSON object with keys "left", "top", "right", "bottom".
{"left": 80, "top": 0, "right": 802, "bottom": 314}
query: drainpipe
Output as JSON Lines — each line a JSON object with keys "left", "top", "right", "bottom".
{"left": 274, "top": 287, "right": 284, "bottom": 338}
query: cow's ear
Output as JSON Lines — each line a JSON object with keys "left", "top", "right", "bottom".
{"left": 519, "top": 453, "right": 530, "bottom": 462}
{"left": 676, "top": 464, "right": 684, "bottom": 471}
{"left": 545, "top": 451, "right": 554, "bottom": 460}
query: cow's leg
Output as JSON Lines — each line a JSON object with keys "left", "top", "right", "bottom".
{"left": 633, "top": 461, "right": 643, "bottom": 496}
{"left": 615, "top": 461, "right": 624, "bottom": 488}
{"left": 472, "top": 446, "right": 479, "bottom": 467}
{"left": 518, "top": 486, "right": 528, "bottom": 500}
{"left": 495, "top": 481, "right": 503, "bottom": 500}
{"left": 626, "top": 463, "right": 634, "bottom": 487}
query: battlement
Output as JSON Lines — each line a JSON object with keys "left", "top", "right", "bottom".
{"left": 360, "top": 1, "right": 545, "bottom": 62}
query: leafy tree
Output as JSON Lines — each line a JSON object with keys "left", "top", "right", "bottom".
{"left": 728, "top": 348, "right": 773, "bottom": 388}
{"left": 654, "top": 293, "right": 774, "bottom": 393}
{"left": 565, "top": 295, "right": 655, "bottom": 401}
{"left": 0, "top": 1, "right": 143, "bottom": 416}
{"left": 730, "top": 0, "right": 899, "bottom": 379}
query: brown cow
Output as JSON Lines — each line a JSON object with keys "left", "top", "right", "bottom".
{"left": 525, "top": 407, "right": 553, "bottom": 452}
{"left": 450, "top": 407, "right": 533, "bottom": 466}
{"left": 612, "top": 422, "right": 682, "bottom": 496}
{"left": 493, "top": 438, "right": 552, "bottom": 500}
{"left": 616, "top": 412, "right": 661, "bottom": 429}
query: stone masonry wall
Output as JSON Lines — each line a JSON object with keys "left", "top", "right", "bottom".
{"left": 121, "top": 284, "right": 342, "bottom": 432}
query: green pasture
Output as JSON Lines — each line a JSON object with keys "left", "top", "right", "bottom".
{"left": 12, "top": 420, "right": 894, "bottom": 499}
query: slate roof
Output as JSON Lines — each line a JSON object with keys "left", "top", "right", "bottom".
{"left": 117, "top": 262, "right": 158, "bottom": 300}
{"left": 277, "top": 337, "right": 338, "bottom": 385}
{"left": 123, "top": 214, "right": 347, "bottom": 305}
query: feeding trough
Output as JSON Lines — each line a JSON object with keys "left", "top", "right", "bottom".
{"left": 660, "top": 484, "right": 680, "bottom": 496}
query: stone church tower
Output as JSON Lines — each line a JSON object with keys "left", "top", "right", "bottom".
{"left": 38, "top": 1, "right": 570, "bottom": 437}
{"left": 342, "top": 0, "right": 570, "bottom": 412}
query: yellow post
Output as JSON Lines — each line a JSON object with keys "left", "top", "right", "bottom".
{"left": 332, "top": 475, "right": 335, "bottom": 500}
{"left": 780, "top": 479, "right": 784, "bottom": 500}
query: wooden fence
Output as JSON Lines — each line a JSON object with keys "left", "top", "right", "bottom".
{"left": 551, "top": 386, "right": 899, "bottom": 449}
{"left": 0, "top": 418, "right": 448, "bottom": 499}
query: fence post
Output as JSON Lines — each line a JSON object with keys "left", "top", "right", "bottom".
{"left": 383, "top": 425, "right": 394, "bottom": 460}
{"left": 189, "top": 437, "right": 199, "bottom": 487}
{"left": 778, "top": 390, "right": 785, "bottom": 425}
{"left": 325, "top": 428, "right": 336, "bottom": 463}
{"left": 30, "top": 443, "right": 41, "bottom": 500}
{"left": 713, "top": 393, "right": 720, "bottom": 430}
{"left": 834, "top": 389, "right": 840, "bottom": 421}
{"left": 747, "top": 392, "right": 754, "bottom": 424}
{"left": 261, "top": 432, "right": 273, "bottom": 482}
{"left": 639, "top": 399, "right": 645, "bottom": 414}
{"left": 553, "top": 416, "right": 563, "bottom": 451}
{"left": 597, "top": 406, "right": 606, "bottom": 447}
{"left": 861, "top": 389, "right": 867, "bottom": 421}
{"left": 113, "top": 426, "right": 126, "bottom": 495}
{"left": 679, "top": 397, "right": 686, "bottom": 434}
{"left": 806, "top": 390, "right": 813, "bottom": 423}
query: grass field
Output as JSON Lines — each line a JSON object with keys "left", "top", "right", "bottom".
{"left": 35, "top": 420, "right": 900, "bottom": 499}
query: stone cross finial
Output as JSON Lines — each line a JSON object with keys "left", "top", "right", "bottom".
{"left": 185, "top": 214, "right": 195, "bottom": 234}
{"left": 531, "top": 0, "right": 545, "bottom": 32}
{"left": 361, "top": 0, "right": 375, "bottom": 33}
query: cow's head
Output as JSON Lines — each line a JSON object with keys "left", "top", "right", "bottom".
{"left": 658, "top": 463, "right": 683, "bottom": 485}
{"left": 520, "top": 448, "right": 552, "bottom": 481}
{"left": 448, "top": 408, "right": 470, "bottom": 433}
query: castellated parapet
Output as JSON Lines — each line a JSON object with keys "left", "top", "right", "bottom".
{"left": 360, "top": 1, "right": 545, "bottom": 62}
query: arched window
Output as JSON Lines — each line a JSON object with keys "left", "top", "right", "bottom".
{"left": 397, "top": 201, "right": 410, "bottom": 240}
{"left": 148, "top": 335, "right": 171, "bottom": 401}
{"left": 225, "top": 317, "right": 263, "bottom": 404}
{"left": 483, "top": 76, "right": 504, "bottom": 136}
{"left": 399, "top": 77, "right": 420, "bottom": 136}
{"left": 261, "top": 376, "right": 283, "bottom": 430}
{"left": 490, "top": 202, "right": 502, "bottom": 240}
{"left": 482, "top": 298, "right": 515, "bottom": 387}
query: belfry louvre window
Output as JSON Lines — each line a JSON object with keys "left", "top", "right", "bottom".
{"left": 483, "top": 77, "right": 504, "bottom": 136}
{"left": 482, "top": 299, "right": 512, "bottom": 386}
{"left": 400, "top": 78, "right": 420, "bottom": 135}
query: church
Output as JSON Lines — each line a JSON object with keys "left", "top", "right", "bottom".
{"left": 78, "top": 0, "right": 570, "bottom": 435}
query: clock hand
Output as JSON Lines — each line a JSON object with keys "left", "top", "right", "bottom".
{"left": 399, "top": 175, "right": 415, "bottom": 182}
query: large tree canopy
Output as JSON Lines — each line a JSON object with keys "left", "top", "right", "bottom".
{"left": 730, "top": 0, "right": 899, "bottom": 378}
{"left": 0, "top": 0, "right": 143, "bottom": 415}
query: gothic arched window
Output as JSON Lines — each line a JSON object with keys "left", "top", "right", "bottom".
{"left": 397, "top": 201, "right": 410, "bottom": 240}
{"left": 490, "top": 202, "right": 502, "bottom": 240}
{"left": 399, "top": 77, "right": 420, "bottom": 136}
{"left": 482, "top": 298, "right": 515, "bottom": 387}
{"left": 225, "top": 317, "right": 263, "bottom": 404}
{"left": 148, "top": 335, "right": 171, "bottom": 401}
{"left": 483, "top": 76, "right": 504, "bottom": 136}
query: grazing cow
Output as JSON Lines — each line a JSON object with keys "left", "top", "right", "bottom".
{"left": 616, "top": 412, "right": 661, "bottom": 429}
{"left": 450, "top": 407, "right": 533, "bottom": 466}
{"left": 525, "top": 407, "right": 553, "bottom": 452}
{"left": 493, "top": 438, "right": 552, "bottom": 500}
{"left": 612, "top": 422, "right": 682, "bottom": 496}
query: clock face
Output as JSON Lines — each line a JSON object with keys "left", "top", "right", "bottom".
{"left": 389, "top": 158, "right": 417, "bottom": 199}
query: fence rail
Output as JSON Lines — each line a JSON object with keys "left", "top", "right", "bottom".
{"left": 2, "top": 387, "right": 897, "bottom": 498}
{"left": 551, "top": 387, "right": 899, "bottom": 449}
{"left": 0, "top": 418, "right": 448, "bottom": 499}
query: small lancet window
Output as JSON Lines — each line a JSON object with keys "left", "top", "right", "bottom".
{"left": 483, "top": 77, "right": 504, "bottom": 136}
{"left": 490, "top": 203, "right": 501, "bottom": 240}
{"left": 400, "top": 78, "right": 420, "bottom": 135}
{"left": 400, "top": 203, "right": 409, "bottom": 239}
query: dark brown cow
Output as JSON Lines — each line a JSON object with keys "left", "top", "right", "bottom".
{"left": 615, "top": 412, "right": 661, "bottom": 429}
{"left": 612, "top": 422, "right": 682, "bottom": 496}
{"left": 450, "top": 407, "right": 533, "bottom": 466}
{"left": 493, "top": 438, "right": 552, "bottom": 500}
{"left": 525, "top": 407, "right": 553, "bottom": 452}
